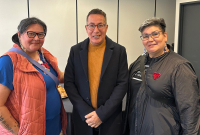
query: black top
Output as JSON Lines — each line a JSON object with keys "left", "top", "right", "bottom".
{"left": 124, "top": 48, "right": 200, "bottom": 135}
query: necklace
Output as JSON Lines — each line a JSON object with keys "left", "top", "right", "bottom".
{"left": 37, "top": 51, "right": 50, "bottom": 72}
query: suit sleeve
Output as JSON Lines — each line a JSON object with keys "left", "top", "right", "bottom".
{"left": 96, "top": 46, "right": 129, "bottom": 122}
{"left": 172, "top": 62, "right": 200, "bottom": 135}
{"left": 64, "top": 47, "right": 94, "bottom": 121}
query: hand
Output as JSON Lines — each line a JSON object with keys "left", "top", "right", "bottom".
{"left": 85, "top": 111, "right": 102, "bottom": 128}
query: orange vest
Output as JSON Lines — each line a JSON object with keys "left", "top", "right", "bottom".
{"left": 0, "top": 44, "right": 67, "bottom": 135}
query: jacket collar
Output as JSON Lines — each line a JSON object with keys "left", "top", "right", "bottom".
{"left": 79, "top": 36, "right": 114, "bottom": 80}
{"left": 10, "top": 44, "right": 38, "bottom": 73}
{"left": 145, "top": 44, "right": 172, "bottom": 64}
{"left": 10, "top": 44, "right": 58, "bottom": 74}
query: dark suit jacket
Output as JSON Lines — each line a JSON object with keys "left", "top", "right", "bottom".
{"left": 64, "top": 36, "right": 128, "bottom": 135}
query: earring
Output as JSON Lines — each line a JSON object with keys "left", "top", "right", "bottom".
{"left": 18, "top": 38, "right": 24, "bottom": 50}
{"left": 164, "top": 44, "right": 167, "bottom": 52}
{"left": 144, "top": 47, "right": 147, "bottom": 55}
{"left": 20, "top": 43, "right": 24, "bottom": 49}
{"left": 40, "top": 48, "right": 46, "bottom": 62}
{"left": 19, "top": 41, "right": 24, "bottom": 49}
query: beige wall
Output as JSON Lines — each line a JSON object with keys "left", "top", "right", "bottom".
{"left": 0, "top": 0, "right": 176, "bottom": 70}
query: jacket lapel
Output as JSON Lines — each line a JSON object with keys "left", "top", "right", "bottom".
{"left": 79, "top": 37, "right": 114, "bottom": 80}
{"left": 79, "top": 38, "right": 89, "bottom": 80}
{"left": 100, "top": 36, "right": 114, "bottom": 79}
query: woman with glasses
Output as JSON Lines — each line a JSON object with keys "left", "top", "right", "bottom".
{"left": 0, "top": 17, "right": 67, "bottom": 135}
{"left": 123, "top": 17, "right": 200, "bottom": 135}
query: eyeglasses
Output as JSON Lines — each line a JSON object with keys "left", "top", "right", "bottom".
{"left": 27, "top": 31, "right": 46, "bottom": 39}
{"left": 86, "top": 24, "right": 106, "bottom": 31}
{"left": 140, "top": 31, "right": 163, "bottom": 41}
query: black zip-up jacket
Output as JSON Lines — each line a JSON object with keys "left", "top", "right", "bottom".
{"left": 123, "top": 48, "right": 200, "bottom": 135}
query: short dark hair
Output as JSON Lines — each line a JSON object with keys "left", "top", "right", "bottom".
{"left": 138, "top": 17, "right": 166, "bottom": 33}
{"left": 86, "top": 8, "right": 107, "bottom": 24}
{"left": 12, "top": 17, "right": 47, "bottom": 45}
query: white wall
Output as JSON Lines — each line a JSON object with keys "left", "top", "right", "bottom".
{"left": 29, "top": 0, "right": 76, "bottom": 71}
{"left": 174, "top": 0, "right": 200, "bottom": 52}
{"left": 118, "top": 0, "right": 155, "bottom": 65}
{"left": 0, "top": 0, "right": 176, "bottom": 69}
{"left": 77, "top": 0, "right": 118, "bottom": 43}
{"left": 0, "top": 0, "right": 27, "bottom": 55}
{"left": 157, "top": 0, "right": 176, "bottom": 46}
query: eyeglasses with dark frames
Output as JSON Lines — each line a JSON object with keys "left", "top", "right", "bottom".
{"left": 86, "top": 23, "right": 106, "bottom": 31}
{"left": 140, "top": 31, "right": 163, "bottom": 41}
{"left": 26, "top": 31, "right": 46, "bottom": 39}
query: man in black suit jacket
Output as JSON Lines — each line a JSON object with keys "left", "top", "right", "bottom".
{"left": 64, "top": 8, "right": 128, "bottom": 135}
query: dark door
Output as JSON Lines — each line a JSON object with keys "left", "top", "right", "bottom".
{"left": 178, "top": 1, "right": 200, "bottom": 80}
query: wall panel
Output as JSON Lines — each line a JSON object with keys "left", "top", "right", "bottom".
{"left": 156, "top": 0, "right": 176, "bottom": 46}
{"left": 29, "top": 0, "right": 76, "bottom": 71}
{"left": 0, "top": 0, "right": 27, "bottom": 55}
{"left": 119, "top": 0, "right": 155, "bottom": 66}
{"left": 77, "top": 0, "right": 118, "bottom": 43}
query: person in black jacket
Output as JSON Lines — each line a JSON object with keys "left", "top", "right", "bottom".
{"left": 123, "top": 17, "right": 200, "bottom": 135}
{"left": 64, "top": 8, "right": 128, "bottom": 135}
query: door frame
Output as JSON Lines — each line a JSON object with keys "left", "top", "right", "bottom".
{"left": 174, "top": 0, "right": 200, "bottom": 53}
